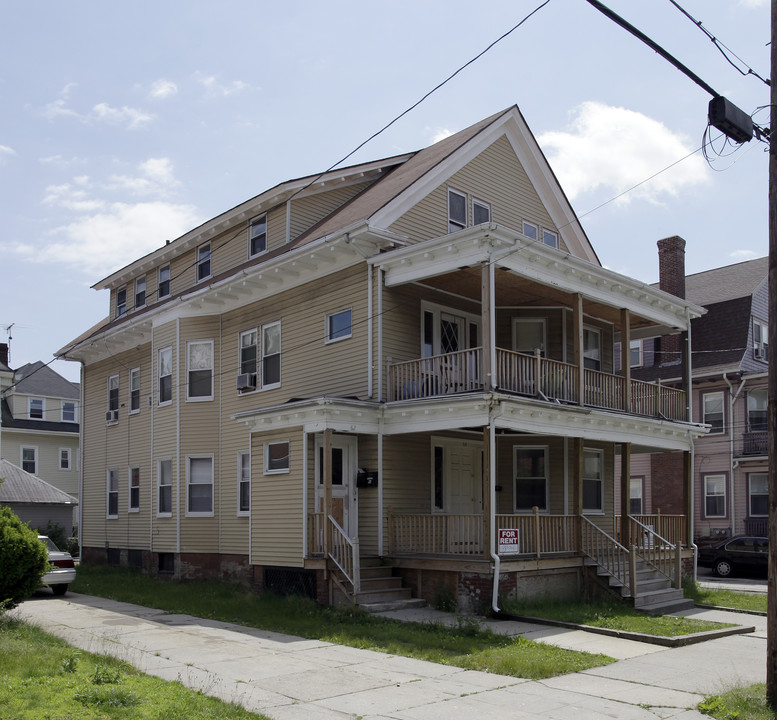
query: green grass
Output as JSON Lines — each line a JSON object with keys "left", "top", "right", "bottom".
{"left": 0, "top": 615, "right": 270, "bottom": 719}
{"left": 683, "top": 579, "right": 768, "bottom": 614}
{"left": 500, "top": 596, "right": 735, "bottom": 637}
{"left": 699, "top": 684, "right": 777, "bottom": 719}
{"left": 71, "top": 564, "right": 615, "bottom": 679}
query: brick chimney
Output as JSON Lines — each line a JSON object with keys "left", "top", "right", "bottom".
{"left": 656, "top": 236, "right": 686, "bottom": 364}
{"left": 0, "top": 343, "right": 8, "bottom": 368}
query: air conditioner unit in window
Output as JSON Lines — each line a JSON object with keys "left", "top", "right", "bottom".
{"left": 236, "top": 373, "right": 257, "bottom": 391}
{"left": 106, "top": 409, "right": 119, "bottom": 422}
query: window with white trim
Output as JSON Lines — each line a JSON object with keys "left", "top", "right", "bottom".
{"left": 473, "top": 199, "right": 491, "bottom": 225}
{"left": 514, "top": 446, "right": 548, "bottom": 512}
{"left": 261, "top": 322, "right": 281, "bottom": 389}
{"left": 583, "top": 327, "right": 601, "bottom": 371}
{"left": 157, "top": 459, "right": 172, "bottom": 516}
{"left": 522, "top": 220, "right": 538, "bottom": 241}
{"left": 158, "top": 264, "right": 170, "bottom": 299}
{"left": 238, "top": 452, "right": 251, "bottom": 514}
{"left": 129, "top": 467, "right": 140, "bottom": 512}
{"left": 107, "top": 375, "right": 119, "bottom": 423}
{"left": 158, "top": 347, "right": 172, "bottom": 405}
{"left": 326, "top": 308, "right": 352, "bottom": 343}
{"left": 21, "top": 446, "right": 37, "bottom": 474}
{"left": 62, "top": 401, "right": 76, "bottom": 423}
{"left": 135, "top": 276, "right": 146, "bottom": 309}
{"left": 249, "top": 214, "right": 267, "bottom": 257}
{"left": 512, "top": 318, "right": 546, "bottom": 355}
{"left": 187, "top": 456, "right": 213, "bottom": 515}
{"left": 129, "top": 367, "right": 141, "bottom": 414}
{"left": 704, "top": 474, "right": 726, "bottom": 518}
{"left": 542, "top": 228, "right": 558, "bottom": 248}
{"left": 583, "top": 449, "right": 603, "bottom": 513}
{"left": 28, "top": 397, "right": 43, "bottom": 420}
{"left": 629, "top": 339, "right": 642, "bottom": 368}
{"left": 753, "top": 319, "right": 768, "bottom": 361}
{"left": 749, "top": 472, "right": 768, "bottom": 517}
{"left": 748, "top": 388, "right": 767, "bottom": 432}
{"left": 197, "top": 243, "right": 211, "bottom": 282}
{"left": 107, "top": 469, "right": 119, "bottom": 518}
{"left": 264, "top": 441, "right": 290, "bottom": 474}
{"left": 448, "top": 189, "right": 467, "bottom": 232}
{"left": 59, "top": 448, "right": 71, "bottom": 471}
{"left": 116, "top": 286, "right": 127, "bottom": 317}
{"left": 629, "top": 477, "right": 643, "bottom": 514}
{"left": 702, "top": 391, "right": 724, "bottom": 434}
{"left": 187, "top": 340, "right": 213, "bottom": 400}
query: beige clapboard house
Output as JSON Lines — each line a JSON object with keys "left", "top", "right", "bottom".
{"left": 59, "top": 107, "right": 708, "bottom": 612}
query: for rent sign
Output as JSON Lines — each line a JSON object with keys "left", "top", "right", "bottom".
{"left": 498, "top": 529, "right": 520, "bottom": 555}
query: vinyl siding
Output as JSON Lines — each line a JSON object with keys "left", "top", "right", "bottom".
{"left": 1, "top": 431, "right": 79, "bottom": 498}
{"left": 289, "top": 183, "right": 371, "bottom": 243}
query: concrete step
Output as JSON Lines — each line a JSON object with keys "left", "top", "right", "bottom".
{"left": 635, "top": 577, "right": 672, "bottom": 593}
{"left": 359, "top": 576, "right": 404, "bottom": 592}
{"left": 633, "top": 588, "right": 685, "bottom": 609}
{"left": 354, "top": 586, "right": 414, "bottom": 604}
{"left": 359, "top": 598, "right": 427, "bottom": 613}
{"left": 640, "top": 597, "right": 695, "bottom": 615}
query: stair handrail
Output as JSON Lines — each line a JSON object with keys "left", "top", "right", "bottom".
{"left": 627, "top": 515, "right": 681, "bottom": 588}
{"left": 580, "top": 516, "right": 632, "bottom": 596}
{"left": 327, "top": 515, "right": 360, "bottom": 595}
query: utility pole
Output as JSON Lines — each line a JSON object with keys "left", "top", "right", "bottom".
{"left": 767, "top": 0, "right": 777, "bottom": 708}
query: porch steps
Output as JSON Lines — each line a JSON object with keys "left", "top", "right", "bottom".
{"left": 341, "top": 559, "right": 426, "bottom": 612}
{"left": 586, "top": 558, "right": 694, "bottom": 615}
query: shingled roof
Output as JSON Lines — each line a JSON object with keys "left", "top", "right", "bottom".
{"left": 0, "top": 459, "right": 78, "bottom": 505}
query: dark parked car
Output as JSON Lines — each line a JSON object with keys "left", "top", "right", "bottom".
{"left": 697, "top": 536, "right": 768, "bottom": 578}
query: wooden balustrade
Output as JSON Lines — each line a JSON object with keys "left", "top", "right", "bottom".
{"left": 328, "top": 515, "right": 360, "bottom": 593}
{"left": 584, "top": 368, "right": 625, "bottom": 410}
{"left": 308, "top": 512, "right": 325, "bottom": 556}
{"left": 389, "top": 512, "right": 483, "bottom": 555}
{"left": 627, "top": 516, "right": 681, "bottom": 588}
{"left": 388, "top": 348, "right": 483, "bottom": 401}
{"left": 581, "top": 516, "right": 632, "bottom": 594}
{"left": 496, "top": 512, "right": 578, "bottom": 556}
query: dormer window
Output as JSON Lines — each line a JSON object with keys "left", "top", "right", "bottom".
{"left": 754, "top": 319, "right": 768, "bottom": 361}
{"left": 116, "top": 286, "right": 127, "bottom": 318}
{"left": 249, "top": 215, "right": 267, "bottom": 257}
{"left": 197, "top": 243, "right": 211, "bottom": 282}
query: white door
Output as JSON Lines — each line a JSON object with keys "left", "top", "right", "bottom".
{"left": 315, "top": 434, "right": 358, "bottom": 538}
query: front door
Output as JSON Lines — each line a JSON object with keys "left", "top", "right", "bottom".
{"left": 315, "top": 434, "right": 358, "bottom": 538}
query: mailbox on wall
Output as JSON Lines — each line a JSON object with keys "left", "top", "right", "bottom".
{"left": 356, "top": 469, "right": 378, "bottom": 488}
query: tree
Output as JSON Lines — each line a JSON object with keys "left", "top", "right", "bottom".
{"left": 0, "top": 505, "right": 49, "bottom": 611}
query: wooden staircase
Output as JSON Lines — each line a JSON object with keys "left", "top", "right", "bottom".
{"left": 331, "top": 558, "right": 426, "bottom": 612}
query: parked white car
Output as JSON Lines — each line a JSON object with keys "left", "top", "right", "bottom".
{"left": 38, "top": 535, "right": 76, "bottom": 596}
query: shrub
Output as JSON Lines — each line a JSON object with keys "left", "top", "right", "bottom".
{"left": 0, "top": 506, "right": 49, "bottom": 611}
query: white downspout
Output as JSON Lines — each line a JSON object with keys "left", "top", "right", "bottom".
{"left": 368, "top": 265, "right": 374, "bottom": 399}
{"left": 378, "top": 412, "right": 384, "bottom": 556}
{"left": 489, "top": 403, "right": 500, "bottom": 613}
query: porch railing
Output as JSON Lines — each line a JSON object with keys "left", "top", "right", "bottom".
{"left": 328, "top": 515, "right": 360, "bottom": 595}
{"left": 388, "top": 511, "right": 483, "bottom": 556}
{"left": 581, "top": 516, "right": 633, "bottom": 596}
{"left": 628, "top": 516, "right": 681, "bottom": 588}
{"left": 740, "top": 430, "right": 768, "bottom": 456}
{"left": 615, "top": 513, "right": 686, "bottom": 547}
{"left": 389, "top": 349, "right": 687, "bottom": 421}
{"left": 308, "top": 512, "right": 325, "bottom": 556}
{"left": 495, "top": 511, "right": 578, "bottom": 556}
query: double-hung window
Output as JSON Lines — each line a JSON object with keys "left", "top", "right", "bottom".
{"left": 116, "top": 287, "right": 127, "bottom": 317}
{"left": 239, "top": 329, "right": 258, "bottom": 375}
{"left": 21, "top": 446, "right": 37, "bottom": 474}
{"left": 187, "top": 340, "right": 213, "bottom": 400}
{"left": 704, "top": 474, "right": 726, "bottom": 517}
{"left": 583, "top": 449, "right": 603, "bottom": 513}
{"left": 513, "top": 318, "right": 546, "bottom": 356}
{"left": 238, "top": 452, "right": 251, "bottom": 514}
{"left": 59, "top": 448, "right": 71, "bottom": 471}
{"left": 748, "top": 388, "right": 767, "bottom": 432}
{"left": 326, "top": 308, "right": 352, "bottom": 343}
{"left": 261, "top": 322, "right": 281, "bottom": 389}
{"left": 135, "top": 276, "right": 146, "bottom": 309}
{"left": 197, "top": 243, "right": 211, "bottom": 281}
{"left": 473, "top": 199, "right": 491, "bottom": 225}
{"left": 702, "top": 391, "right": 724, "bottom": 434}
{"left": 29, "top": 397, "right": 43, "bottom": 420}
{"left": 129, "top": 367, "right": 141, "bottom": 413}
{"left": 129, "top": 467, "right": 140, "bottom": 512}
{"left": 583, "top": 327, "right": 601, "bottom": 371}
{"left": 187, "top": 456, "right": 213, "bottom": 515}
{"left": 249, "top": 215, "right": 267, "bottom": 257}
{"left": 754, "top": 319, "right": 768, "bottom": 360}
{"left": 514, "top": 446, "right": 548, "bottom": 512}
{"left": 264, "top": 441, "right": 290, "bottom": 474}
{"left": 749, "top": 473, "right": 768, "bottom": 517}
{"left": 158, "top": 265, "right": 170, "bottom": 299}
{"left": 157, "top": 459, "right": 172, "bottom": 515}
{"left": 158, "top": 347, "right": 173, "bottom": 405}
{"left": 629, "top": 477, "right": 644, "bottom": 514}
{"left": 62, "top": 401, "right": 76, "bottom": 422}
{"left": 107, "top": 375, "right": 119, "bottom": 422}
{"left": 107, "top": 469, "right": 119, "bottom": 518}
{"left": 448, "top": 189, "right": 467, "bottom": 232}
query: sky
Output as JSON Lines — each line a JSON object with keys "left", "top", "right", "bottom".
{"left": 0, "top": 0, "right": 771, "bottom": 383}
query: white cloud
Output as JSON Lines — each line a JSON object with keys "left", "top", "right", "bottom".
{"left": 150, "top": 79, "right": 178, "bottom": 99}
{"left": 13, "top": 201, "right": 201, "bottom": 277}
{"left": 0, "top": 145, "right": 16, "bottom": 163}
{"left": 429, "top": 127, "right": 454, "bottom": 144}
{"left": 729, "top": 249, "right": 759, "bottom": 261}
{"left": 193, "top": 71, "right": 249, "bottom": 97}
{"left": 42, "top": 85, "right": 153, "bottom": 129}
{"left": 538, "top": 102, "right": 709, "bottom": 205}
{"left": 43, "top": 180, "right": 105, "bottom": 212}
{"left": 108, "top": 157, "right": 181, "bottom": 197}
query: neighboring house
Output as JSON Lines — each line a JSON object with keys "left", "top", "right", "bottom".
{"left": 0, "top": 345, "right": 80, "bottom": 514}
{"left": 57, "top": 107, "right": 707, "bottom": 612}
{"left": 625, "top": 247, "right": 768, "bottom": 542}
{"left": 0, "top": 458, "right": 78, "bottom": 536}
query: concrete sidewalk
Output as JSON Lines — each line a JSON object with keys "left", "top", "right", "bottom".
{"left": 12, "top": 592, "right": 766, "bottom": 720}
